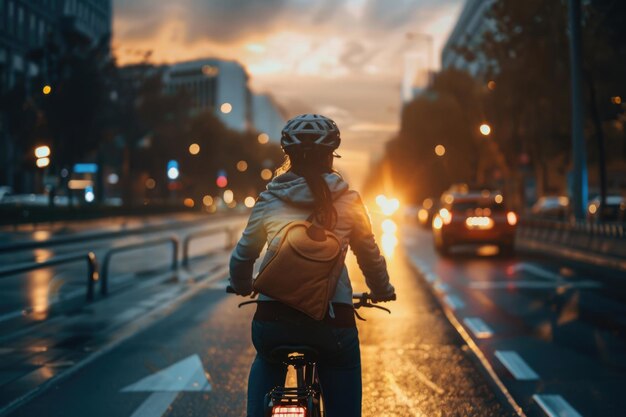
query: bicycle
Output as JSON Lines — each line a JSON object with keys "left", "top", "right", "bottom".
{"left": 226, "top": 286, "right": 392, "bottom": 417}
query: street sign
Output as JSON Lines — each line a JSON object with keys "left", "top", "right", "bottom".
{"left": 73, "top": 163, "right": 98, "bottom": 174}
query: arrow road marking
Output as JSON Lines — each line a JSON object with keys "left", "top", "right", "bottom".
{"left": 122, "top": 354, "right": 211, "bottom": 417}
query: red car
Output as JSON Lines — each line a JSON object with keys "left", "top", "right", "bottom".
{"left": 432, "top": 192, "right": 517, "bottom": 255}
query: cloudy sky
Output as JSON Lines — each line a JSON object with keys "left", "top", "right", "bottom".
{"left": 112, "top": 0, "right": 463, "bottom": 186}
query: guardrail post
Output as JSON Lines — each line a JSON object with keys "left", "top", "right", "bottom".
{"left": 171, "top": 237, "right": 179, "bottom": 271}
{"left": 86, "top": 252, "right": 98, "bottom": 301}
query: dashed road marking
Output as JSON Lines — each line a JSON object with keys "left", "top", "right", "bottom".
{"left": 443, "top": 294, "right": 465, "bottom": 310}
{"left": 533, "top": 394, "right": 583, "bottom": 417}
{"left": 463, "top": 317, "right": 493, "bottom": 338}
{"left": 495, "top": 351, "right": 539, "bottom": 381}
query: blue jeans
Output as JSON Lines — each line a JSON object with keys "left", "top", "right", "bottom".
{"left": 247, "top": 319, "right": 362, "bottom": 417}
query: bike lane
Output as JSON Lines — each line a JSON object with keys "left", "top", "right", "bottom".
{"left": 5, "top": 241, "right": 515, "bottom": 417}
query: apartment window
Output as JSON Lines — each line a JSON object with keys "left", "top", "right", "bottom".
{"left": 17, "top": 6, "right": 24, "bottom": 39}
{"left": 7, "top": 1, "right": 14, "bottom": 35}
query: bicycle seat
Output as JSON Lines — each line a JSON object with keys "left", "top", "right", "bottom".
{"left": 270, "top": 345, "right": 319, "bottom": 363}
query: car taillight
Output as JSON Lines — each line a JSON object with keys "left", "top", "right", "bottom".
{"left": 271, "top": 405, "right": 307, "bottom": 417}
{"left": 506, "top": 211, "right": 518, "bottom": 226}
{"left": 439, "top": 208, "right": 452, "bottom": 225}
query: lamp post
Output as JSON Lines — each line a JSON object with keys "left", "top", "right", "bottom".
{"left": 568, "top": 0, "right": 588, "bottom": 220}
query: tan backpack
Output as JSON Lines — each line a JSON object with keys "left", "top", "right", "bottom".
{"left": 253, "top": 215, "right": 348, "bottom": 320}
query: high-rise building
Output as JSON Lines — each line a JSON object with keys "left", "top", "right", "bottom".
{"left": 0, "top": 0, "right": 112, "bottom": 92}
{"left": 0, "top": 0, "right": 112, "bottom": 189}
{"left": 252, "top": 93, "right": 285, "bottom": 143}
{"left": 165, "top": 59, "right": 251, "bottom": 132}
{"left": 441, "top": 0, "right": 494, "bottom": 76}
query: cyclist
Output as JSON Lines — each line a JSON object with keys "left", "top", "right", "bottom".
{"left": 229, "top": 113, "right": 395, "bottom": 417}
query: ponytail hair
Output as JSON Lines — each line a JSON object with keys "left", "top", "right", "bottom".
{"left": 279, "top": 148, "right": 338, "bottom": 229}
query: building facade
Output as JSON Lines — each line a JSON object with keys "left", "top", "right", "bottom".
{"left": 164, "top": 58, "right": 285, "bottom": 136}
{"left": 441, "top": 0, "right": 494, "bottom": 76}
{"left": 0, "top": 0, "right": 112, "bottom": 190}
{"left": 251, "top": 93, "right": 285, "bottom": 143}
{"left": 0, "top": 0, "right": 112, "bottom": 92}
{"left": 165, "top": 59, "right": 252, "bottom": 132}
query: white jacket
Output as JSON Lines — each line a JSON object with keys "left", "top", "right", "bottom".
{"left": 229, "top": 172, "right": 394, "bottom": 305}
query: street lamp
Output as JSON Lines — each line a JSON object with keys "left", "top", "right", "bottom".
{"left": 479, "top": 123, "right": 491, "bottom": 136}
{"left": 220, "top": 103, "right": 232, "bottom": 114}
{"left": 188, "top": 143, "right": 200, "bottom": 155}
{"left": 34, "top": 146, "right": 51, "bottom": 168}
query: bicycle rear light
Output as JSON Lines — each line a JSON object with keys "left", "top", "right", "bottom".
{"left": 271, "top": 405, "right": 306, "bottom": 417}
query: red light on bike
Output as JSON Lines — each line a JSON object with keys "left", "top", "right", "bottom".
{"left": 271, "top": 405, "right": 306, "bottom": 417}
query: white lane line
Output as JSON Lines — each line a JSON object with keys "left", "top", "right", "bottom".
{"left": 113, "top": 307, "right": 146, "bottom": 324}
{"left": 511, "top": 263, "right": 563, "bottom": 281}
{"left": 495, "top": 351, "right": 539, "bottom": 381}
{"left": 434, "top": 282, "right": 449, "bottom": 293}
{"left": 128, "top": 392, "right": 178, "bottom": 417}
{"left": 533, "top": 394, "right": 583, "bottom": 417}
{"left": 463, "top": 317, "right": 493, "bottom": 338}
{"left": 469, "top": 281, "right": 601, "bottom": 290}
{"left": 424, "top": 272, "right": 438, "bottom": 283}
{"left": 443, "top": 294, "right": 465, "bottom": 310}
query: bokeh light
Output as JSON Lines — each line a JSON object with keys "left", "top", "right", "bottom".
{"left": 479, "top": 123, "right": 491, "bottom": 136}
{"left": 220, "top": 102, "right": 232, "bottom": 114}
{"left": 236, "top": 160, "right": 248, "bottom": 172}
{"left": 244, "top": 196, "right": 256, "bottom": 208}
{"left": 188, "top": 143, "right": 200, "bottom": 155}
{"left": 34, "top": 146, "right": 51, "bottom": 158}
{"left": 257, "top": 133, "right": 269, "bottom": 144}
{"left": 223, "top": 189, "right": 234, "bottom": 204}
{"left": 434, "top": 144, "right": 446, "bottom": 156}
{"left": 42, "top": 85, "right": 52, "bottom": 95}
{"left": 216, "top": 175, "right": 228, "bottom": 188}
{"left": 202, "top": 195, "right": 213, "bottom": 206}
{"left": 184, "top": 198, "right": 195, "bottom": 208}
{"left": 261, "top": 168, "right": 273, "bottom": 180}
{"left": 145, "top": 178, "right": 156, "bottom": 189}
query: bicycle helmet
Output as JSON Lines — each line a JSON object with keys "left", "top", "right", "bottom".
{"left": 280, "top": 114, "right": 341, "bottom": 151}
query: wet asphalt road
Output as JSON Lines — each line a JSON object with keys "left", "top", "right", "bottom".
{"left": 1, "top": 215, "right": 513, "bottom": 417}
{"left": 403, "top": 223, "right": 626, "bottom": 417}
{"left": 3, "top": 214, "right": 624, "bottom": 416}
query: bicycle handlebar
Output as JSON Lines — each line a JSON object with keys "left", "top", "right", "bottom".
{"left": 226, "top": 285, "right": 392, "bottom": 314}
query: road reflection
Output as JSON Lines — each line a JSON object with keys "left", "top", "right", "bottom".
{"left": 381, "top": 219, "right": 398, "bottom": 259}
{"left": 28, "top": 269, "right": 52, "bottom": 320}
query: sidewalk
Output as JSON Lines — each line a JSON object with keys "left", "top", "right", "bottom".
{"left": 0, "top": 212, "right": 212, "bottom": 246}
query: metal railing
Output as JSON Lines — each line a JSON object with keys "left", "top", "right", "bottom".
{"left": 516, "top": 217, "right": 626, "bottom": 267}
{"left": 0, "top": 215, "right": 229, "bottom": 253}
{"left": 182, "top": 227, "right": 236, "bottom": 269}
{"left": 0, "top": 252, "right": 99, "bottom": 300}
{"left": 100, "top": 236, "right": 179, "bottom": 295}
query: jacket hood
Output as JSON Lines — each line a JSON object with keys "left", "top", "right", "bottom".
{"left": 265, "top": 172, "right": 349, "bottom": 206}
